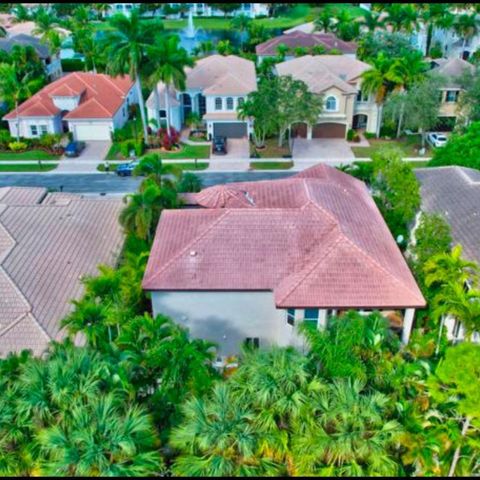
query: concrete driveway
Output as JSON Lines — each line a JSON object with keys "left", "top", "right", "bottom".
{"left": 223, "top": 138, "right": 250, "bottom": 159}
{"left": 292, "top": 139, "right": 354, "bottom": 163}
{"left": 57, "top": 141, "right": 111, "bottom": 173}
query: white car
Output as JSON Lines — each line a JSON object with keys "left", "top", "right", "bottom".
{"left": 427, "top": 132, "right": 448, "bottom": 148}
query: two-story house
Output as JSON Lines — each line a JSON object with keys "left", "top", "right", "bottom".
{"left": 430, "top": 57, "right": 475, "bottom": 131}
{"left": 275, "top": 55, "right": 379, "bottom": 139}
{"left": 143, "top": 164, "right": 425, "bottom": 358}
{"left": 166, "top": 3, "right": 269, "bottom": 18}
{"left": 3, "top": 72, "right": 138, "bottom": 141}
{"left": 147, "top": 55, "right": 257, "bottom": 139}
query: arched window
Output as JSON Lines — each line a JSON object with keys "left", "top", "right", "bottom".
{"left": 237, "top": 97, "right": 245, "bottom": 107}
{"left": 215, "top": 97, "right": 223, "bottom": 110}
{"left": 325, "top": 96, "right": 337, "bottom": 111}
{"left": 226, "top": 97, "right": 234, "bottom": 110}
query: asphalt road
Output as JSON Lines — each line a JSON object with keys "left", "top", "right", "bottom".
{"left": 0, "top": 171, "right": 296, "bottom": 194}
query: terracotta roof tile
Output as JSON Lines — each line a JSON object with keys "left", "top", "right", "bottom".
{"left": 144, "top": 165, "right": 425, "bottom": 309}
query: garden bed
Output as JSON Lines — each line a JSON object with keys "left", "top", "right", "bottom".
{"left": 250, "top": 138, "right": 291, "bottom": 159}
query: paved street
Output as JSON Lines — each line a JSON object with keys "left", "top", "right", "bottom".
{"left": 0, "top": 171, "right": 296, "bottom": 194}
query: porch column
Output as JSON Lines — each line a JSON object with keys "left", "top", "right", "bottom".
{"left": 402, "top": 308, "right": 415, "bottom": 344}
{"left": 318, "top": 309, "right": 327, "bottom": 330}
{"left": 307, "top": 125, "right": 312, "bottom": 140}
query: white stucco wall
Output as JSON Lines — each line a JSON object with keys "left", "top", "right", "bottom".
{"left": 151, "top": 291, "right": 306, "bottom": 355}
{"left": 147, "top": 105, "right": 182, "bottom": 132}
{"left": 52, "top": 95, "right": 81, "bottom": 112}
{"left": 8, "top": 116, "right": 60, "bottom": 139}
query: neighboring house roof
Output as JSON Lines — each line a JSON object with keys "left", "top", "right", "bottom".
{"left": 3, "top": 72, "right": 134, "bottom": 121}
{"left": 0, "top": 187, "right": 124, "bottom": 357}
{"left": 0, "top": 16, "right": 70, "bottom": 39}
{"left": 0, "top": 33, "right": 49, "bottom": 59}
{"left": 144, "top": 164, "right": 425, "bottom": 309}
{"left": 416, "top": 166, "right": 480, "bottom": 266}
{"left": 275, "top": 55, "right": 371, "bottom": 94}
{"left": 430, "top": 57, "right": 475, "bottom": 88}
{"left": 256, "top": 31, "right": 358, "bottom": 56}
{"left": 184, "top": 54, "right": 257, "bottom": 95}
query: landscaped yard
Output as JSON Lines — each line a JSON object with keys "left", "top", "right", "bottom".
{"left": 320, "top": 3, "right": 367, "bottom": 18}
{"left": 106, "top": 143, "right": 210, "bottom": 161}
{"left": 97, "top": 161, "right": 209, "bottom": 172}
{"left": 250, "top": 138, "right": 291, "bottom": 159}
{"left": 0, "top": 150, "right": 61, "bottom": 161}
{"left": 0, "top": 163, "right": 58, "bottom": 172}
{"left": 250, "top": 161, "right": 294, "bottom": 170}
{"left": 351, "top": 136, "right": 433, "bottom": 159}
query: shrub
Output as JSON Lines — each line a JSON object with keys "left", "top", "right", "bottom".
{"left": 8, "top": 141, "right": 27, "bottom": 152}
{"left": 312, "top": 44, "right": 326, "bottom": 55}
{"left": 347, "top": 129, "right": 355, "bottom": 141}
{"left": 353, "top": 132, "right": 361, "bottom": 143}
{"left": 177, "top": 172, "right": 203, "bottom": 193}
{"left": 429, "top": 42, "right": 443, "bottom": 59}
{"left": 168, "top": 126, "right": 180, "bottom": 145}
{"left": 61, "top": 58, "right": 86, "bottom": 72}
{"left": 329, "top": 48, "right": 342, "bottom": 55}
{"left": 38, "top": 133, "right": 61, "bottom": 150}
{"left": 120, "top": 140, "right": 135, "bottom": 158}
{"left": 162, "top": 134, "right": 172, "bottom": 151}
{"left": 134, "top": 140, "right": 144, "bottom": 157}
{"left": 364, "top": 132, "right": 376, "bottom": 139}
{"left": 0, "top": 129, "right": 12, "bottom": 148}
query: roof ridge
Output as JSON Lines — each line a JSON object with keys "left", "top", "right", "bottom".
{"left": 145, "top": 209, "right": 231, "bottom": 286}
{"left": 0, "top": 311, "right": 51, "bottom": 342}
{"left": 73, "top": 97, "right": 112, "bottom": 117}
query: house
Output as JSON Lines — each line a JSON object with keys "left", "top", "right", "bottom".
{"left": 3, "top": 72, "right": 138, "bottom": 141}
{"left": 256, "top": 32, "right": 358, "bottom": 61}
{"left": 415, "top": 166, "right": 480, "bottom": 343}
{"left": 275, "top": 55, "right": 378, "bottom": 138}
{"left": 143, "top": 164, "right": 425, "bottom": 357}
{"left": 0, "top": 33, "right": 62, "bottom": 80}
{"left": 103, "top": 3, "right": 136, "bottom": 17}
{"left": 147, "top": 55, "right": 257, "bottom": 139}
{"left": 0, "top": 188, "right": 124, "bottom": 356}
{"left": 430, "top": 57, "right": 475, "bottom": 131}
{"left": 166, "top": 3, "right": 269, "bottom": 18}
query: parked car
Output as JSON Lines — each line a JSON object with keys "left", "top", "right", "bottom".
{"left": 116, "top": 160, "right": 140, "bottom": 177}
{"left": 212, "top": 136, "right": 227, "bottom": 155}
{"left": 64, "top": 141, "right": 86, "bottom": 157}
{"left": 427, "top": 132, "right": 448, "bottom": 148}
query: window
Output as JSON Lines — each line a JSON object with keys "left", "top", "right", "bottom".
{"left": 40, "top": 125, "right": 48, "bottom": 135}
{"left": 356, "top": 90, "right": 369, "bottom": 102}
{"left": 115, "top": 4, "right": 123, "bottom": 10}
{"left": 304, "top": 308, "right": 319, "bottom": 321}
{"left": 244, "top": 337, "right": 260, "bottom": 349}
{"left": 325, "top": 96, "right": 337, "bottom": 111}
{"left": 237, "top": 97, "right": 245, "bottom": 107}
{"left": 445, "top": 90, "right": 459, "bottom": 103}
{"left": 215, "top": 97, "right": 222, "bottom": 110}
{"left": 158, "top": 109, "right": 167, "bottom": 118}
{"left": 287, "top": 309, "right": 295, "bottom": 326}
{"left": 30, "top": 125, "right": 38, "bottom": 136}
{"left": 226, "top": 97, "right": 234, "bottom": 110}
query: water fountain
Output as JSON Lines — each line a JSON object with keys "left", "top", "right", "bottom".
{"left": 184, "top": 10, "right": 197, "bottom": 39}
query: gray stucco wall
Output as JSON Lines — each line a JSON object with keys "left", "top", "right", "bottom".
{"left": 151, "top": 291, "right": 306, "bottom": 355}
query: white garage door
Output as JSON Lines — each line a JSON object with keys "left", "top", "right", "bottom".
{"left": 73, "top": 123, "right": 112, "bottom": 141}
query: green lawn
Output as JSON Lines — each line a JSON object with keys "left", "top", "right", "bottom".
{"left": 250, "top": 161, "right": 294, "bottom": 170}
{"left": 97, "top": 161, "right": 209, "bottom": 172}
{"left": 250, "top": 138, "right": 291, "bottom": 158}
{"left": 0, "top": 163, "right": 58, "bottom": 172}
{"left": 107, "top": 143, "right": 210, "bottom": 161}
{"left": 320, "top": 3, "right": 367, "bottom": 18}
{"left": 351, "top": 136, "right": 432, "bottom": 159}
{"left": 0, "top": 150, "right": 60, "bottom": 161}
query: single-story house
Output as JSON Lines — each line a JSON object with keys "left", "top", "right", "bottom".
{"left": 415, "top": 166, "right": 480, "bottom": 343}
{"left": 0, "top": 187, "right": 124, "bottom": 357}
{"left": 147, "top": 54, "right": 257, "bottom": 139}
{"left": 143, "top": 164, "right": 425, "bottom": 358}
{"left": 275, "top": 55, "right": 379, "bottom": 138}
{"left": 0, "top": 33, "right": 62, "bottom": 80}
{"left": 256, "top": 31, "right": 358, "bottom": 61}
{"left": 430, "top": 58, "right": 475, "bottom": 131}
{"left": 3, "top": 72, "right": 138, "bottom": 141}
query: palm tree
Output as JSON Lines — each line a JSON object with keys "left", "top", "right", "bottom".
{"left": 231, "top": 14, "right": 251, "bottom": 51}
{"left": 119, "top": 181, "right": 165, "bottom": 242}
{"left": 11, "top": 4, "right": 31, "bottom": 23}
{"left": 292, "top": 379, "right": 402, "bottom": 477}
{"left": 315, "top": 9, "right": 334, "bottom": 33}
{"left": 102, "top": 9, "right": 162, "bottom": 143}
{"left": 0, "top": 63, "right": 36, "bottom": 142}
{"left": 32, "top": 6, "right": 62, "bottom": 53}
{"left": 334, "top": 10, "right": 361, "bottom": 41}
{"left": 91, "top": 3, "right": 111, "bottom": 20}
{"left": 147, "top": 34, "right": 193, "bottom": 132}
{"left": 454, "top": 13, "right": 480, "bottom": 58}
{"left": 420, "top": 3, "right": 455, "bottom": 55}
{"left": 217, "top": 39, "right": 234, "bottom": 55}
{"left": 361, "top": 53, "right": 404, "bottom": 137}
{"left": 133, "top": 153, "right": 182, "bottom": 188}
{"left": 360, "top": 9, "right": 385, "bottom": 33}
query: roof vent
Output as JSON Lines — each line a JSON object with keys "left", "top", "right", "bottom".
{"left": 339, "top": 74, "right": 347, "bottom": 80}
{"left": 243, "top": 191, "right": 256, "bottom": 206}
{"left": 190, "top": 250, "right": 197, "bottom": 257}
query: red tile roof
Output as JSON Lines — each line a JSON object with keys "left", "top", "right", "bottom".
{"left": 256, "top": 31, "right": 357, "bottom": 56}
{"left": 3, "top": 72, "right": 134, "bottom": 121}
{"left": 143, "top": 165, "right": 425, "bottom": 309}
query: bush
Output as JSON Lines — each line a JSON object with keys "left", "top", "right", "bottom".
{"left": 0, "top": 129, "right": 12, "bottom": 148}
{"left": 329, "top": 48, "right": 342, "bottom": 55}
{"left": 364, "top": 132, "right": 376, "bottom": 139}
{"left": 38, "top": 133, "right": 61, "bottom": 150}
{"left": 347, "top": 129, "right": 355, "bottom": 141}
{"left": 119, "top": 140, "right": 135, "bottom": 158}
{"left": 61, "top": 58, "right": 86, "bottom": 72}
{"left": 8, "top": 141, "right": 28, "bottom": 152}
{"left": 177, "top": 172, "right": 203, "bottom": 193}
{"left": 134, "top": 140, "right": 144, "bottom": 157}
{"left": 429, "top": 42, "right": 443, "bottom": 59}
{"left": 379, "top": 123, "right": 396, "bottom": 138}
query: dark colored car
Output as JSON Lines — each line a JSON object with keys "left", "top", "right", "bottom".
{"left": 64, "top": 141, "right": 86, "bottom": 158}
{"left": 212, "top": 136, "right": 227, "bottom": 155}
{"left": 116, "top": 160, "right": 140, "bottom": 177}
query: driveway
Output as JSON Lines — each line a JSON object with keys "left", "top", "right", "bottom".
{"left": 292, "top": 139, "right": 354, "bottom": 164}
{"left": 57, "top": 141, "right": 111, "bottom": 173}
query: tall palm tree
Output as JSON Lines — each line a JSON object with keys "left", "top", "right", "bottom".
{"left": 361, "top": 53, "right": 404, "bottom": 137}
{"left": 32, "top": 6, "right": 61, "bottom": 52}
{"left": 133, "top": 153, "right": 182, "bottom": 188}
{"left": 231, "top": 13, "right": 251, "bottom": 51}
{"left": 102, "top": 9, "right": 162, "bottom": 143}
{"left": 360, "top": 9, "right": 385, "bottom": 33}
{"left": 0, "top": 63, "right": 36, "bottom": 142}
{"left": 454, "top": 13, "right": 480, "bottom": 58}
{"left": 334, "top": 10, "right": 361, "bottom": 41}
{"left": 147, "top": 34, "right": 193, "bottom": 132}
{"left": 315, "top": 9, "right": 334, "bottom": 33}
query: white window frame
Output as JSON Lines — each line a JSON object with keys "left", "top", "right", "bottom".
{"left": 325, "top": 96, "right": 338, "bottom": 112}
{"left": 40, "top": 125, "right": 48, "bottom": 135}
{"left": 226, "top": 97, "right": 234, "bottom": 110}
{"left": 215, "top": 97, "right": 223, "bottom": 110}
{"left": 30, "top": 125, "right": 38, "bottom": 136}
